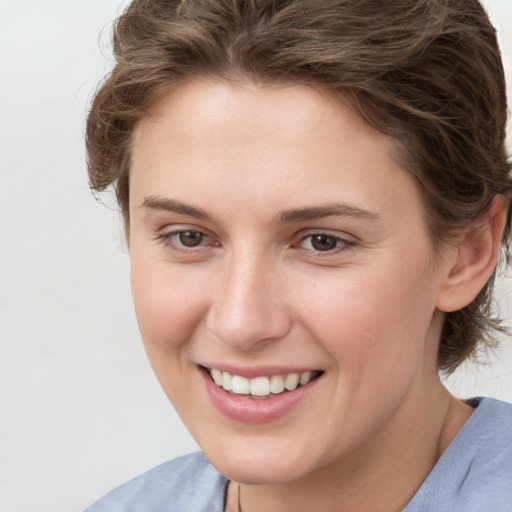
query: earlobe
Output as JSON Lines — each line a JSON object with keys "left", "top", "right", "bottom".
{"left": 436, "top": 195, "right": 508, "bottom": 313}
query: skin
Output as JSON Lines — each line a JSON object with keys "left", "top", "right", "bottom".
{"left": 128, "top": 79, "right": 503, "bottom": 511}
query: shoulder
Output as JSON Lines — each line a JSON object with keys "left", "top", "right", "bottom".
{"left": 405, "top": 397, "right": 512, "bottom": 512}
{"left": 83, "top": 451, "right": 228, "bottom": 512}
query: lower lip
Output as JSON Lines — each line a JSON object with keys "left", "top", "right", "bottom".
{"left": 200, "top": 369, "right": 322, "bottom": 424}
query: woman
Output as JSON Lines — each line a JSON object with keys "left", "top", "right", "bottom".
{"left": 84, "top": 0, "right": 512, "bottom": 510}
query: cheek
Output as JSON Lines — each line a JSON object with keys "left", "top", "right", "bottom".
{"left": 296, "top": 260, "right": 438, "bottom": 374}
{"left": 129, "top": 258, "right": 213, "bottom": 409}
{"left": 130, "top": 256, "right": 210, "bottom": 351}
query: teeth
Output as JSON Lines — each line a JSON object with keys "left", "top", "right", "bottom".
{"left": 208, "top": 368, "right": 318, "bottom": 397}
{"left": 210, "top": 368, "right": 223, "bottom": 386}
{"left": 270, "top": 375, "right": 285, "bottom": 394}
{"left": 231, "top": 375, "right": 250, "bottom": 394}
{"left": 222, "top": 372, "right": 232, "bottom": 391}
{"left": 250, "top": 377, "right": 271, "bottom": 396}
{"left": 300, "top": 371, "right": 312, "bottom": 386}
{"left": 284, "top": 373, "right": 300, "bottom": 391}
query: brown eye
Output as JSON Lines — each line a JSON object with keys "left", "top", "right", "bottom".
{"left": 177, "top": 230, "right": 205, "bottom": 247}
{"left": 309, "top": 234, "right": 340, "bottom": 251}
{"left": 298, "top": 232, "right": 354, "bottom": 254}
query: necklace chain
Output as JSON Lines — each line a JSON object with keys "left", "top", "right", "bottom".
{"left": 237, "top": 482, "right": 242, "bottom": 512}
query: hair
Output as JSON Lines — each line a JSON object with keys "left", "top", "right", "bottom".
{"left": 86, "top": 0, "right": 511, "bottom": 373}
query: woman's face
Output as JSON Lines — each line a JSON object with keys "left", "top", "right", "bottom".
{"left": 129, "top": 79, "right": 457, "bottom": 483}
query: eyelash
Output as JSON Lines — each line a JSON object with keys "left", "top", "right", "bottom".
{"left": 295, "top": 233, "right": 356, "bottom": 255}
{"left": 156, "top": 228, "right": 356, "bottom": 256}
{"left": 156, "top": 229, "right": 216, "bottom": 252}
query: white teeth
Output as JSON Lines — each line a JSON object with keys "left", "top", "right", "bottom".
{"left": 208, "top": 368, "right": 318, "bottom": 397}
{"left": 231, "top": 375, "right": 250, "bottom": 394}
{"left": 284, "top": 373, "right": 300, "bottom": 391}
{"left": 211, "top": 368, "right": 223, "bottom": 386}
{"left": 300, "top": 371, "right": 312, "bottom": 386}
{"left": 250, "top": 376, "right": 271, "bottom": 396}
{"left": 222, "top": 372, "right": 232, "bottom": 391}
{"left": 270, "top": 375, "right": 285, "bottom": 394}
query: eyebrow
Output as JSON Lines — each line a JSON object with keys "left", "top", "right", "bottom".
{"left": 274, "top": 204, "right": 379, "bottom": 223}
{"left": 141, "top": 195, "right": 211, "bottom": 220}
{"left": 140, "top": 195, "right": 379, "bottom": 223}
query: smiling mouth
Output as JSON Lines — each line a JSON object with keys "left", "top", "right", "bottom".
{"left": 202, "top": 366, "right": 323, "bottom": 399}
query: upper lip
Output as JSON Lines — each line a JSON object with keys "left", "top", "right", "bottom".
{"left": 199, "top": 363, "right": 322, "bottom": 379}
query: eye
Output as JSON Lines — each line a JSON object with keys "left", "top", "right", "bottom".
{"left": 299, "top": 233, "right": 354, "bottom": 253}
{"left": 175, "top": 230, "right": 207, "bottom": 247}
{"left": 157, "top": 227, "right": 216, "bottom": 252}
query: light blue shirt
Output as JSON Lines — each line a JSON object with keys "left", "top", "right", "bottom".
{"left": 84, "top": 397, "right": 512, "bottom": 511}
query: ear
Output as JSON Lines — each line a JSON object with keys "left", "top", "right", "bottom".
{"left": 436, "top": 195, "right": 508, "bottom": 313}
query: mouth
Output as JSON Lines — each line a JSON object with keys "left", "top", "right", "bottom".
{"left": 201, "top": 366, "right": 323, "bottom": 399}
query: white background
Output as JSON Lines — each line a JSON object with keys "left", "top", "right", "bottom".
{"left": 0, "top": 1, "right": 511, "bottom": 511}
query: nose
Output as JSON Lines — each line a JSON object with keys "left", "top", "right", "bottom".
{"left": 205, "top": 250, "right": 292, "bottom": 350}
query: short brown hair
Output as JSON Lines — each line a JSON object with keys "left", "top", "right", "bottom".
{"left": 86, "top": 0, "right": 512, "bottom": 373}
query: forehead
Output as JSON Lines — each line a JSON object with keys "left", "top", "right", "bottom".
{"left": 130, "top": 78, "right": 424, "bottom": 231}
{"left": 140, "top": 79, "right": 366, "bottom": 136}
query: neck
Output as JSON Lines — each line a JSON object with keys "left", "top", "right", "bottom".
{"left": 230, "top": 382, "right": 473, "bottom": 512}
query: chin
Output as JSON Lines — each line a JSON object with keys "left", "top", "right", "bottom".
{"left": 211, "top": 457, "right": 306, "bottom": 485}
{"left": 200, "top": 436, "right": 320, "bottom": 484}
